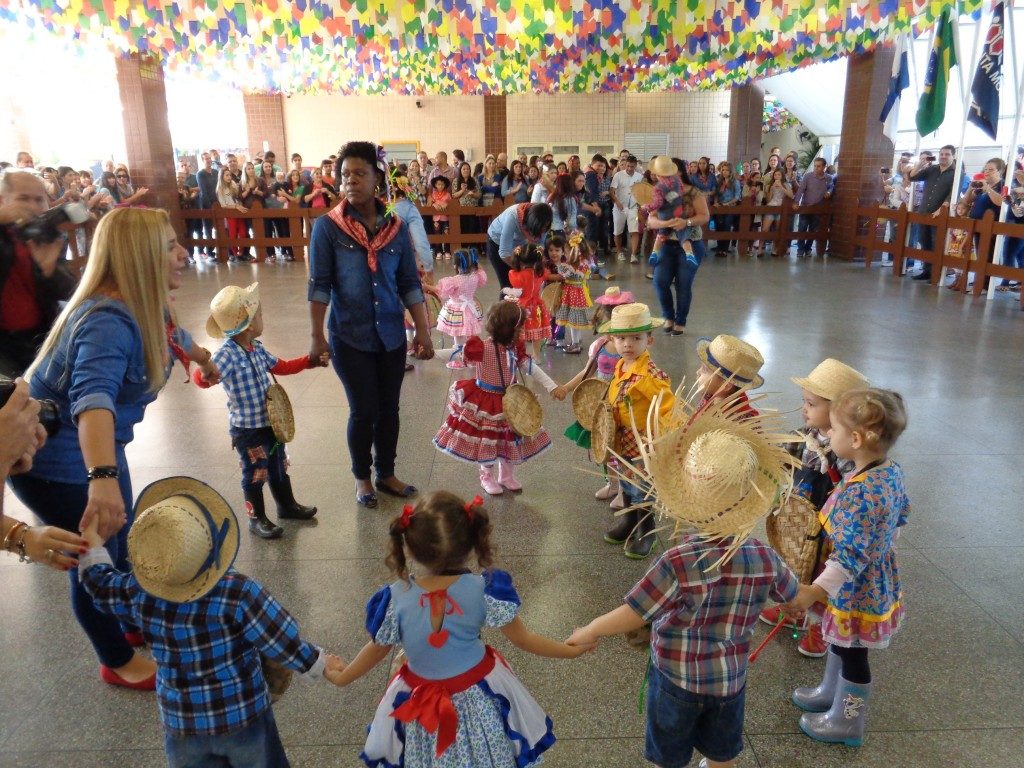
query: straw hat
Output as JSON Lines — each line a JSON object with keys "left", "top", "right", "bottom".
{"left": 598, "top": 302, "right": 664, "bottom": 334}
{"left": 695, "top": 335, "right": 764, "bottom": 389}
{"left": 128, "top": 477, "right": 240, "bottom": 603}
{"left": 791, "top": 358, "right": 869, "bottom": 402}
{"left": 651, "top": 156, "right": 678, "bottom": 177}
{"left": 206, "top": 282, "right": 260, "bottom": 339}
{"left": 541, "top": 281, "right": 563, "bottom": 315}
{"left": 572, "top": 378, "right": 609, "bottom": 430}
{"left": 594, "top": 286, "right": 635, "bottom": 306}
{"left": 631, "top": 181, "right": 654, "bottom": 206}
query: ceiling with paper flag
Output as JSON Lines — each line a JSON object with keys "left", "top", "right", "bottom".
{"left": 0, "top": 1, "right": 983, "bottom": 95}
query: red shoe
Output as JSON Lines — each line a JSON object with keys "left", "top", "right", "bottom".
{"left": 758, "top": 604, "right": 807, "bottom": 630}
{"left": 798, "top": 623, "right": 828, "bottom": 658}
{"left": 100, "top": 665, "right": 157, "bottom": 691}
{"left": 123, "top": 632, "right": 146, "bottom": 648}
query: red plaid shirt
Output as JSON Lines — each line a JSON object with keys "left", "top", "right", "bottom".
{"left": 626, "top": 536, "right": 798, "bottom": 697}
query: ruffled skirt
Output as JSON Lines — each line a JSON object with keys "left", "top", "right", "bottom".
{"left": 822, "top": 602, "right": 903, "bottom": 649}
{"left": 437, "top": 299, "right": 484, "bottom": 338}
{"left": 554, "top": 284, "right": 592, "bottom": 329}
{"left": 521, "top": 302, "right": 552, "bottom": 342}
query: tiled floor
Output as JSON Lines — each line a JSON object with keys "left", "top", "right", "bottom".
{"left": 2, "top": 251, "right": 1022, "bottom": 767}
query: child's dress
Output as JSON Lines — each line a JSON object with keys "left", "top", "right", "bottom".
{"left": 507, "top": 268, "right": 552, "bottom": 342}
{"left": 361, "top": 570, "right": 554, "bottom": 768}
{"left": 553, "top": 262, "right": 593, "bottom": 329}
{"left": 563, "top": 336, "right": 620, "bottom": 449}
{"left": 433, "top": 337, "right": 554, "bottom": 464}
{"left": 436, "top": 270, "right": 487, "bottom": 338}
{"left": 818, "top": 462, "right": 910, "bottom": 649}
{"left": 431, "top": 189, "right": 452, "bottom": 229}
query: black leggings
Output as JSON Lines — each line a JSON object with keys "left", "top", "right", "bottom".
{"left": 830, "top": 645, "right": 870, "bottom": 684}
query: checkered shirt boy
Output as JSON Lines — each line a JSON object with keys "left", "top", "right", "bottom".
{"left": 210, "top": 339, "right": 278, "bottom": 429}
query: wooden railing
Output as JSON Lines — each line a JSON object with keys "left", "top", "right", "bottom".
{"left": 702, "top": 197, "right": 833, "bottom": 254}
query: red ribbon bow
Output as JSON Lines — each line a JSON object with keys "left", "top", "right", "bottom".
{"left": 391, "top": 682, "right": 459, "bottom": 757}
{"left": 399, "top": 504, "right": 415, "bottom": 531}
{"left": 463, "top": 495, "right": 483, "bottom": 521}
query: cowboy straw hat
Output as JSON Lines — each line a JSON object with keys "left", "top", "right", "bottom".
{"left": 791, "top": 358, "right": 869, "bottom": 402}
{"left": 696, "top": 335, "right": 765, "bottom": 389}
{"left": 206, "top": 282, "right": 260, "bottom": 339}
{"left": 594, "top": 286, "right": 635, "bottom": 306}
{"left": 128, "top": 477, "right": 240, "bottom": 603}
{"left": 651, "top": 156, "right": 678, "bottom": 177}
{"left": 598, "top": 302, "right": 664, "bottom": 334}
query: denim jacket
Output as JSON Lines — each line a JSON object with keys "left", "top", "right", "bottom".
{"left": 28, "top": 298, "right": 167, "bottom": 484}
{"left": 392, "top": 198, "right": 433, "bottom": 274}
{"left": 487, "top": 204, "right": 543, "bottom": 260}
{"left": 307, "top": 207, "right": 425, "bottom": 353}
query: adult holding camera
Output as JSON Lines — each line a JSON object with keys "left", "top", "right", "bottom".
{"left": 908, "top": 144, "right": 957, "bottom": 281}
{"left": 0, "top": 171, "right": 78, "bottom": 378}
{"left": 8, "top": 206, "right": 189, "bottom": 690}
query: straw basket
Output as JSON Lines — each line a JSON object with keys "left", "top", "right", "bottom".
{"left": 504, "top": 366, "right": 543, "bottom": 438}
{"left": 572, "top": 378, "right": 609, "bottom": 431}
{"left": 631, "top": 181, "right": 654, "bottom": 207}
{"left": 541, "top": 282, "right": 563, "bottom": 315}
{"left": 766, "top": 494, "right": 825, "bottom": 584}
{"left": 425, "top": 293, "right": 443, "bottom": 325}
{"left": 590, "top": 402, "right": 616, "bottom": 464}
{"left": 261, "top": 655, "right": 293, "bottom": 703}
{"left": 266, "top": 381, "right": 295, "bottom": 443}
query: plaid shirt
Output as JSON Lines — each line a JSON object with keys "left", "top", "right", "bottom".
{"left": 626, "top": 537, "right": 798, "bottom": 697}
{"left": 212, "top": 339, "right": 278, "bottom": 429}
{"left": 80, "top": 548, "right": 324, "bottom": 736}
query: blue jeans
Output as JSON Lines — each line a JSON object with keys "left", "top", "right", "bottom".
{"left": 1002, "top": 213, "right": 1024, "bottom": 282}
{"left": 164, "top": 706, "right": 290, "bottom": 768}
{"left": 8, "top": 469, "right": 136, "bottom": 668}
{"left": 653, "top": 239, "right": 703, "bottom": 328}
{"left": 231, "top": 426, "right": 287, "bottom": 493}
{"left": 797, "top": 213, "right": 820, "bottom": 252}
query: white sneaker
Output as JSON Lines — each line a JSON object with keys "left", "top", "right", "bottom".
{"left": 595, "top": 481, "right": 618, "bottom": 500}
{"left": 610, "top": 491, "right": 626, "bottom": 510}
{"left": 630, "top": 255, "right": 639, "bottom": 264}
{"left": 616, "top": 251, "right": 627, "bottom": 262}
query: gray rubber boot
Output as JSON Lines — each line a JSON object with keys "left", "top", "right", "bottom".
{"left": 799, "top": 675, "right": 871, "bottom": 747}
{"left": 792, "top": 648, "right": 841, "bottom": 712}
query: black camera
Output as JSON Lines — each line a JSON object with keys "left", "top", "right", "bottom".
{"left": 971, "top": 180, "right": 984, "bottom": 189}
{"left": 0, "top": 378, "right": 61, "bottom": 437}
{"left": 16, "top": 202, "right": 89, "bottom": 245}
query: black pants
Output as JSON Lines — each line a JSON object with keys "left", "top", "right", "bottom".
{"left": 831, "top": 645, "right": 870, "bottom": 684}
{"left": 487, "top": 236, "right": 512, "bottom": 290}
{"left": 329, "top": 339, "right": 407, "bottom": 480}
{"left": 713, "top": 214, "right": 737, "bottom": 250}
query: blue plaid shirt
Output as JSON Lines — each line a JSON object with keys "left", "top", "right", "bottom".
{"left": 626, "top": 537, "right": 798, "bottom": 697}
{"left": 80, "top": 548, "right": 324, "bottom": 736}
{"left": 211, "top": 340, "right": 278, "bottom": 430}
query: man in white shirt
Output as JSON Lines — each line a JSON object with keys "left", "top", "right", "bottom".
{"left": 610, "top": 155, "right": 644, "bottom": 262}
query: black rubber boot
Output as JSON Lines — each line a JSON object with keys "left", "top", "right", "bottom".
{"left": 604, "top": 508, "right": 638, "bottom": 545}
{"left": 269, "top": 476, "right": 317, "bottom": 520}
{"left": 624, "top": 511, "right": 656, "bottom": 560}
{"left": 245, "top": 488, "right": 284, "bottom": 539}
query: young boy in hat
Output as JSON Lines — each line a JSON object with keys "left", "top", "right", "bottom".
{"left": 758, "top": 358, "right": 869, "bottom": 658}
{"left": 195, "top": 282, "right": 328, "bottom": 539}
{"left": 568, "top": 398, "right": 801, "bottom": 768}
{"left": 599, "top": 302, "right": 675, "bottom": 559}
{"left": 79, "top": 477, "right": 345, "bottom": 768}
{"left": 694, "top": 334, "right": 765, "bottom": 418}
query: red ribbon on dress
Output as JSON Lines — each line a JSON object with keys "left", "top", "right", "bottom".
{"left": 326, "top": 198, "right": 401, "bottom": 273}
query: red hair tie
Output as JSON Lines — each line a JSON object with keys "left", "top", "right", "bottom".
{"left": 464, "top": 495, "right": 483, "bottom": 521}
{"left": 398, "top": 504, "right": 415, "bottom": 531}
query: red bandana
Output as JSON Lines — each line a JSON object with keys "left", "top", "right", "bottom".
{"left": 515, "top": 203, "right": 541, "bottom": 244}
{"left": 327, "top": 198, "right": 401, "bottom": 273}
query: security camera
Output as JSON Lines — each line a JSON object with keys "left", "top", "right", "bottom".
{"left": 416, "top": 100, "right": 423, "bottom": 108}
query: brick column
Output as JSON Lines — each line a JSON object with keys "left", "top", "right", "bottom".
{"left": 115, "top": 53, "right": 181, "bottom": 232}
{"left": 727, "top": 84, "right": 764, "bottom": 163}
{"left": 483, "top": 95, "right": 508, "bottom": 156}
{"left": 243, "top": 93, "right": 288, "bottom": 162}
{"left": 831, "top": 49, "right": 896, "bottom": 260}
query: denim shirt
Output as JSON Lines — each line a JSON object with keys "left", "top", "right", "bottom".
{"left": 28, "top": 298, "right": 165, "bottom": 484}
{"left": 307, "top": 206, "right": 425, "bottom": 354}
{"left": 392, "top": 198, "right": 433, "bottom": 274}
{"left": 551, "top": 196, "right": 579, "bottom": 232}
{"left": 487, "top": 204, "right": 543, "bottom": 260}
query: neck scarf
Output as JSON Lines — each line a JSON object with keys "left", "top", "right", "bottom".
{"left": 327, "top": 198, "right": 400, "bottom": 273}
{"left": 515, "top": 203, "right": 541, "bottom": 244}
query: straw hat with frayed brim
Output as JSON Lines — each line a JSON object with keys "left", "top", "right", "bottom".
{"left": 651, "top": 156, "right": 678, "bottom": 177}
{"left": 696, "top": 335, "right": 764, "bottom": 390}
{"left": 598, "top": 302, "right": 664, "bottom": 334}
{"left": 791, "top": 358, "right": 869, "bottom": 402}
{"left": 129, "top": 477, "right": 240, "bottom": 603}
{"left": 206, "top": 282, "right": 260, "bottom": 339}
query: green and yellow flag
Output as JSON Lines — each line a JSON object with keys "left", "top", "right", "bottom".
{"left": 916, "top": 7, "right": 959, "bottom": 135}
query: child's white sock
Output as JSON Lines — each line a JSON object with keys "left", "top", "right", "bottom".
{"left": 569, "top": 327, "right": 582, "bottom": 345}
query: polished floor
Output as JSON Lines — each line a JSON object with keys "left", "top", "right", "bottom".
{"left": 2, "top": 250, "right": 1022, "bottom": 767}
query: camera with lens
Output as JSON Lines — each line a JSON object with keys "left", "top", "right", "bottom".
{"left": 16, "top": 201, "right": 89, "bottom": 245}
{"left": 0, "top": 378, "right": 61, "bottom": 437}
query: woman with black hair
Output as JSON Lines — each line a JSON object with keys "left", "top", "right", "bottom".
{"left": 308, "top": 141, "right": 434, "bottom": 509}
{"left": 485, "top": 202, "right": 552, "bottom": 289}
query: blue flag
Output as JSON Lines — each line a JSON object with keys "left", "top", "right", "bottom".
{"left": 968, "top": 2, "right": 1004, "bottom": 140}
{"left": 880, "top": 35, "right": 910, "bottom": 141}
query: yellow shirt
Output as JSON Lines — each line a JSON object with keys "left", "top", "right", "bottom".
{"left": 607, "top": 350, "right": 675, "bottom": 459}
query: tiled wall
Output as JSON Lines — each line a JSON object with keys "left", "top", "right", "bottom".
{"left": 625, "top": 92, "right": 731, "bottom": 162}
{"left": 243, "top": 94, "right": 287, "bottom": 160}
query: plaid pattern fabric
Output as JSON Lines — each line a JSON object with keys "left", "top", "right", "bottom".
{"left": 626, "top": 537, "right": 799, "bottom": 697}
{"left": 212, "top": 340, "right": 279, "bottom": 429}
{"left": 610, "top": 354, "right": 671, "bottom": 460}
{"left": 80, "top": 551, "right": 321, "bottom": 736}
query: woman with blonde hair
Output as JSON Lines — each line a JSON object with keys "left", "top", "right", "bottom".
{"left": 9, "top": 207, "right": 190, "bottom": 691}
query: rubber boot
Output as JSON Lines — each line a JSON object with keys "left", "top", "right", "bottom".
{"left": 604, "top": 508, "right": 638, "bottom": 545}
{"left": 792, "top": 648, "right": 841, "bottom": 712}
{"left": 799, "top": 676, "right": 871, "bottom": 747}
{"left": 479, "top": 464, "right": 503, "bottom": 496}
{"left": 245, "top": 488, "right": 284, "bottom": 539}
{"left": 269, "top": 476, "right": 317, "bottom": 520}
{"left": 624, "top": 510, "right": 656, "bottom": 559}
{"left": 497, "top": 460, "right": 522, "bottom": 492}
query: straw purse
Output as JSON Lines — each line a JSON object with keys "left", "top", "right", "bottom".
{"left": 573, "top": 379, "right": 609, "bottom": 430}
{"left": 260, "top": 655, "right": 293, "bottom": 702}
{"left": 495, "top": 346, "right": 543, "bottom": 438}
{"left": 541, "top": 281, "right": 563, "bottom": 315}
{"left": 243, "top": 347, "right": 295, "bottom": 444}
{"left": 766, "top": 494, "right": 825, "bottom": 584}
{"left": 631, "top": 180, "right": 654, "bottom": 207}
{"left": 589, "top": 401, "right": 616, "bottom": 464}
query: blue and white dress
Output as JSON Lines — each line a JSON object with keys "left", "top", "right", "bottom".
{"left": 361, "top": 570, "right": 554, "bottom": 768}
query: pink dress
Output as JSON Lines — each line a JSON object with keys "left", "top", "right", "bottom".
{"left": 436, "top": 271, "right": 487, "bottom": 337}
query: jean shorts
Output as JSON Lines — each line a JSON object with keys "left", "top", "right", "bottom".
{"left": 645, "top": 665, "right": 746, "bottom": 767}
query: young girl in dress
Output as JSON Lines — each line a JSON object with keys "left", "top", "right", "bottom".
{"left": 786, "top": 388, "right": 909, "bottom": 747}
{"left": 507, "top": 244, "right": 552, "bottom": 360}
{"left": 436, "top": 249, "right": 487, "bottom": 369}
{"left": 553, "top": 235, "right": 593, "bottom": 354}
{"left": 946, "top": 199, "right": 975, "bottom": 292}
{"left": 540, "top": 236, "right": 567, "bottom": 349}
{"left": 430, "top": 176, "right": 453, "bottom": 261}
{"left": 327, "top": 491, "right": 589, "bottom": 767}
{"left": 433, "top": 301, "right": 565, "bottom": 496}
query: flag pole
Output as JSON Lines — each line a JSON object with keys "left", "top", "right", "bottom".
{"left": 949, "top": 6, "right": 984, "bottom": 210}
{"left": 903, "top": 28, "right": 933, "bottom": 274}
